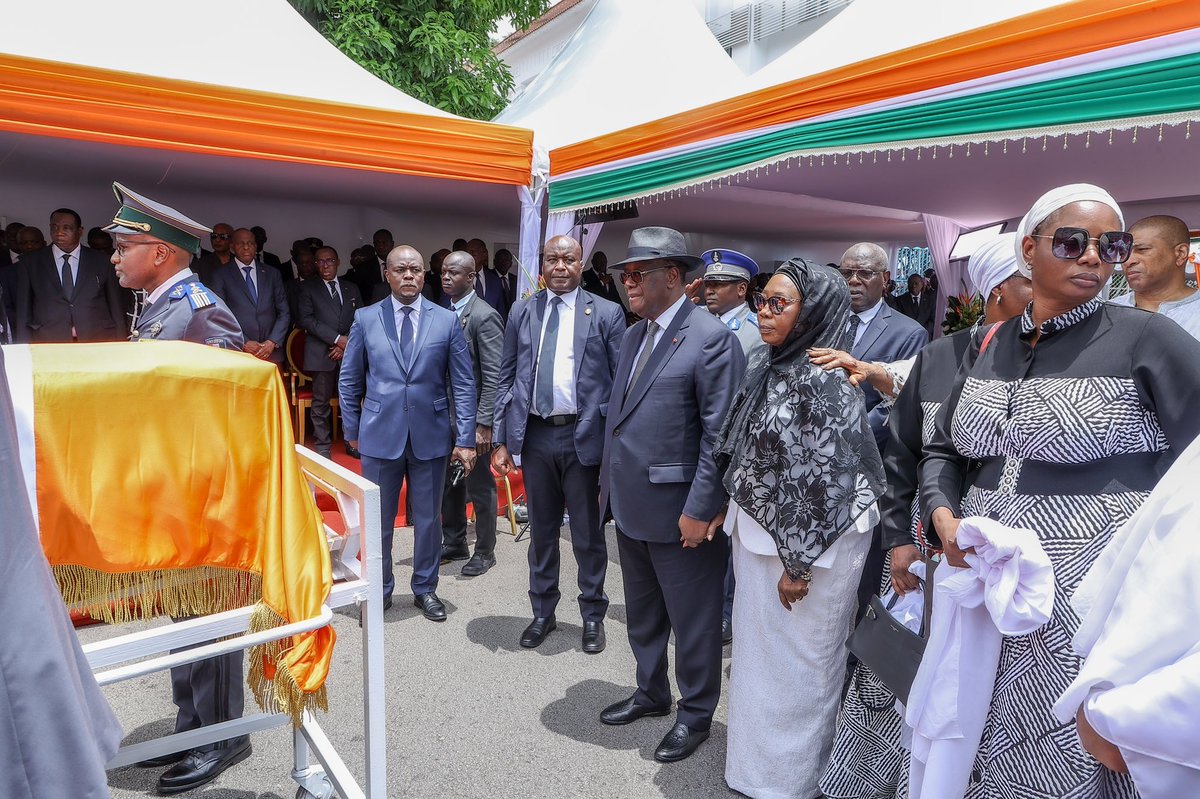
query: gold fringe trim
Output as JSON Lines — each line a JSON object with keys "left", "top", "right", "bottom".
{"left": 54, "top": 565, "right": 328, "bottom": 726}
{"left": 246, "top": 603, "right": 329, "bottom": 727}
{"left": 53, "top": 564, "right": 260, "bottom": 623}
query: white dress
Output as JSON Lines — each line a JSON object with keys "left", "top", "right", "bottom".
{"left": 725, "top": 499, "right": 877, "bottom": 799}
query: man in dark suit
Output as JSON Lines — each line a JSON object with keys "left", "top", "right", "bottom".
{"left": 580, "top": 250, "right": 627, "bottom": 310}
{"left": 191, "top": 222, "right": 234, "bottom": 286}
{"left": 251, "top": 226, "right": 283, "bottom": 271}
{"left": 348, "top": 229, "right": 392, "bottom": 300}
{"left": 895, "top": 273, "right": 936, "bottom": 336}
{"left": 839, "top": 242, "right": 928, "bottom": 622}
{"left": 466, "top": 238, "right": 508, "bottom": 318}
{"left": 492, "top": 235, "right": 625, "bottom": 653}
{"left": 598, "top": 227, "right": 745, "bottom": 763}
{"left": 13, "top": 208, "right": 128, "bottom": 342}
{"left": 493, "top": 248, "right": 518, "bottom": 314}
{"left": 339, "top": 245, "right": 477, "bottom": 620}
{"left": 438, "top": 251, "right": 504, "bottom": 576}
{"left": 422, "top": 248, "right": 448, "bottom": 306}
{"left": 298, "top": 246, "right": 362, "bottom": 457}
{"left": 284, "top": 247, "right": 318, "bottom": 324}
{"left": 209, "top": 228, "right": 290, "bottom": 366}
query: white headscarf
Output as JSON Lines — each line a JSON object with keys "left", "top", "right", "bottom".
{"left": 968, "top": 233, "right": 1021, "bottom": 298}
{"left": 1014, "top": 183, "right": 1125, "bottom": 271}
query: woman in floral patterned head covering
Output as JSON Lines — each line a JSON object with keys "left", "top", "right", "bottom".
{"left": 715, "top": 258, "right": 885, "bottom": 799}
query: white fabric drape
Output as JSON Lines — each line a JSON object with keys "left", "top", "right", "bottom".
{"left": 578, "top": 222, "right": 605, "bottom": 265}
{"left": 516, "top": 183, "right": 546, "bottom": 300}
{"left": 907, "top": 518, "right": 1055, "bottom": 799}
{"left": 1054, "top": 433, "right": 1200, "bottom": 799}
{"left": 922, "top": 213, "right": 964, "bottom": 339}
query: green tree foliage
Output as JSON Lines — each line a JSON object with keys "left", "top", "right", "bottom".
{"left": 290, "top": 0, "right": 548, "bottom": 120}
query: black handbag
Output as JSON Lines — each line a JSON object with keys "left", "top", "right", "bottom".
{"left": 846, "top": 560, "right": 936, "bottom": 706}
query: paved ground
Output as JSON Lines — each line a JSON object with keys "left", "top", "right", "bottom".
{"left": 83, "top": 520, "right": 740, "bottom": 798}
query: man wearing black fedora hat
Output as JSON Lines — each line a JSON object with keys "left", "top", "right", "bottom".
{"left": 598, "top": 226, "right": 745, "bottom": 763}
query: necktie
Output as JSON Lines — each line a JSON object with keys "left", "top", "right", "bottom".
{"left": 627, "top": 321, "right": 660, "bottom": 395}
{"left": 534, "top": 296, "right": 562, "bottom": 416}
{"left": 243, "top": 266, "right": 258, "bottom": 304}
{"left": 848, "top": 314, "right": 861, "bottom": 348}
{"left": 61, "top": 253, "right": 73, "bottom": 297}
{"left": 398, "top": 306, "right": 414, "bottom": 365}
{"left": 327, "top": 280, "right": 341, "bottom": 305}
{"left": 475, "top": 270, "right": 485, "bottom": 297}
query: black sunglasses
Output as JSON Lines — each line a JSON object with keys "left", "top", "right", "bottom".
{"left": 749, "top": 292, "right": 801, "bottom": 315}
{"left": 618, "top": 267, "right": 668, "bottom": 287}
{"left": 1031, "top": 227, "right": 1133, "bottom": 264}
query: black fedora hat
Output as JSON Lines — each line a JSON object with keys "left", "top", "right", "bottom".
{"left": 611, "top": 226, "right": 704, "bottom": 272}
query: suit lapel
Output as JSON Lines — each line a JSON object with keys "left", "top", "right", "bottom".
{"left": 617, "top": 300, "right": 692, "bottom": 424}
{"left": 854, "top": 302, "right": 889, "bottom": 358}
{"left": 572, "top": 291, "right": 592, "bottom": 386}
{"left": 526, "top": 291, "right": 546, "bottom": 354}
{"left": 378, "top": 300, "right": 406, "bottom": 373}
{"left": 408, "top": 298, "right": 436, "bottom": 370}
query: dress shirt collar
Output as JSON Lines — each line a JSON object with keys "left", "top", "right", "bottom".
{"left": 1019, "top": 298, "right": 1101, "bottom": 338}
{"left": 391, "top": 294, "right": 420, "bottom": 316}
{"left": 146, "top": 268, "right": 195, "bottom": 306}
{"left": 547, "top": 285, "right": 580, "bottom": 311}
{"left": 451, "top": 290, "right": 475, "bottom": 315}
{"left": 855, "top": 297, "right": 885, "bottom": 328}
{"left": 648, "top": 292, "right": 688, "bottom": 331}
{"left": 51, "top": 243, "right": 82, "bottom": 262}
{"left": 234, "top": 257, "right": 255, "bottom": 270}
{"left": 718, "top": 305, "right": 744, "bottom": 326}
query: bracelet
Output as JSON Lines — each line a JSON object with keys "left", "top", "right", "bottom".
{"left": 798, "top": 566, "right": 813, "bottom": 582}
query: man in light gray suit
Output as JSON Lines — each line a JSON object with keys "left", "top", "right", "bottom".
{"left": 492, "top": 235, "right": 626, "bottom": 654}
{"left": 339, "top": 245, "right": 477, "bottom": 621}
{"left": 598, "top": 227, "right": 745, "bottom": 764}
{"left": 438, "top": 251, "right": 505, "bottom": 577}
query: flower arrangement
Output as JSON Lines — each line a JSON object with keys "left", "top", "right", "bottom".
{"left": 942, "top": 293, "right": 984, "bottom": 335}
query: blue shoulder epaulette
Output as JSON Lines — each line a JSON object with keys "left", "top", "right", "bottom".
{"left": 183, "top": 281, "right": 216, "bottom": 311}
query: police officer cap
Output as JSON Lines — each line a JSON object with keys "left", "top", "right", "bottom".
{"left": 102, "top": 182, "right": 211, "bottom": 255}
{"left": 701, "top": 249, "right": 758, "bottom": 283}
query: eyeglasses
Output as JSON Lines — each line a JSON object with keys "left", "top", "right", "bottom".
{"left": 750, "top": 292, "right": 802, "bottom": 315}
{"left": 316, "top": 258, "right": 339, "bottom": 266}
{"left": 838, "top": 268, "right": 884, "bottom": 283}
{"left": 210, "top": 232, "right": 231, "bottom": 240}
{"left": 1030, "top": 227, "right": 1132, "bottom": 264}
{"left": 618, "top": 267, "right": 668, "bottom": 287}
{"left": 113, "top": 241, "right": 165, "bottom": 259}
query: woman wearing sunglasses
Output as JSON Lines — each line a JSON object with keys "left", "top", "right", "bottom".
{"left": 714, "top": 259, "right": 886, "bottom": 799}
{"left": 920, "top": 184, "right": 1200, "bottom": 799}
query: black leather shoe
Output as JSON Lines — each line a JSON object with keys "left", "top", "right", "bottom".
{"left": 136, "top": 749, "right": 188, "bottom": 768}
{"left": 440, "top": 544, "right": 470, "bottom": 564}
{"left": 344, "top": 443, "right": 361, "bottom": 459}
{"left": 600, "top": 694, "right": 671, "bottom": 726}
{"left": 414, "top": 592, "right": 447, "bottom": 621}
{"left": 460, "top": 552, "right": 495, "bottom": 576}
{"left": 654, "top": 722, "right": 710, "bottom": 763}
{"left": 519, "top": 616, "right": 556, "bottom": 648}
{"left": 582, "top": 620, "right": 606, "bottom": 654}
{"left": 722, "top": 617, "right": 733, "bottom": 646}
{"left": 156, "top": 738, "right": 251, "bottom": 794}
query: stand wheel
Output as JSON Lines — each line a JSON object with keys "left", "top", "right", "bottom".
{"left": 295, "top": 774, "right": 334, "bottom": 799}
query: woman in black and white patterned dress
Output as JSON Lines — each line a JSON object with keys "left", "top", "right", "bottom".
{"left": 921, "top": 184, "right": 1200, "bottom": 799}
{"left": 819, "top": 234, "right": 1033, "bottom": 799}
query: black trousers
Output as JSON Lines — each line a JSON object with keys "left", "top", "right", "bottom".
{"left": 310, "top": 368, "right": 338, "bottom": 450}
{"left": 616, "top": 526, "right": 728, "bottom": 731}
{"left": 522, "top": 417, "right": 608, "bottom": 622}
{"left": 854, "top": 522, "right": 887, "bottom": 623}
{"left": 169, "top": 622, "right": 244, "bottom": 753}
{"left": 441, "top": 452, "right": 497, "bottom": 556}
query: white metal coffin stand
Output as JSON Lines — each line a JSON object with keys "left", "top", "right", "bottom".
{"left": 84, "top": 446, "right": 386, "bottom": 799}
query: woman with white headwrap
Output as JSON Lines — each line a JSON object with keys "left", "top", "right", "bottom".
{"left": 820, "top": 234, "right": 1031, "bottom": 799}
{"left": 920, "top": 184, "right": 1200, "bottom": 798}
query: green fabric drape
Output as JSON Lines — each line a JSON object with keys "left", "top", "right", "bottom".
{"left": 550, "top": 51, "right": 1200, "bottom": 211}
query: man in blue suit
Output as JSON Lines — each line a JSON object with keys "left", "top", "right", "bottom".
{"left": 839, "top": 242, "right": 928, "bottom": 622}
{"left": 339, "top": 245, "right": 478, "bottom": 621}
{"left": 491, "top": 235, "right": 625, "bottom": 653}
{"left": 598, "top": 227, "right": 745, "bottom": 764}
{"left": 209, "top": 228, "right": 290, "bottom": 365}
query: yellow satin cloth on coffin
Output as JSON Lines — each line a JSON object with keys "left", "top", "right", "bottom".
{"left": 32, "top": 342, "right": 332, "bottom": 722}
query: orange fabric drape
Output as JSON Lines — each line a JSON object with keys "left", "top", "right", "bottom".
{"left": 0, "top": 52, "right": 533, "bottom": 186}
{"left": 35, "top": 342, "right": 332, "bottom": 721}
{"left": 552, "top": 0, "right": 1200, "bottom": 175}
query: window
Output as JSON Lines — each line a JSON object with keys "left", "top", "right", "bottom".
{"left": 894, "top": 246, "right": 932, "bottom": 294}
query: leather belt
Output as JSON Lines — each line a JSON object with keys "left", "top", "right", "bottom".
{"left": 970, "top": 451, "right": 1165, "bottom": 496}
{"left": 530, "top": 414, "right": 577, "bottom": 427}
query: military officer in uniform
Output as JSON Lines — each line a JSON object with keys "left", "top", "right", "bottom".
{"left": 699, "top": 248, "right": 763, "bottom": 646}
{"left": 103, "top": 182, "right": 250, "bottom": 795}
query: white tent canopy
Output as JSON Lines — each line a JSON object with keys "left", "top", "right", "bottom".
{"left": 748, "top": 0, "right": 1074, "bottom": 90}
{"left": 3, "top": 0, "right": 451, "bottom": 116}
{"left": 496, "top": 0, "right": 747, "bottom": 157}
